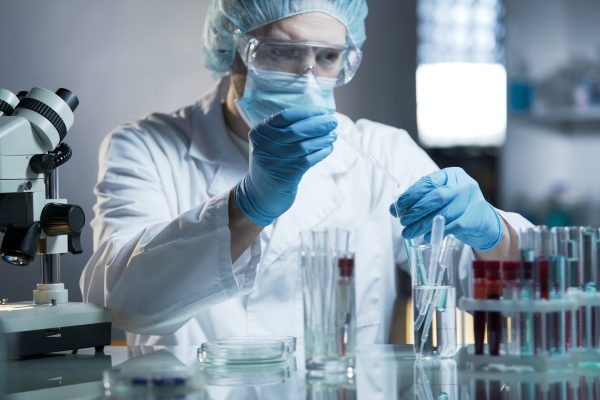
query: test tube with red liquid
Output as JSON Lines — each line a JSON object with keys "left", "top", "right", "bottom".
{"left": 472, "top": 260, "right": 487, "bottom": 355}
{"left": 486, "top": 261, "right": 502, "bottom": 356}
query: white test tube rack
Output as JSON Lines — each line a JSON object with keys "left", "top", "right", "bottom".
{"left": 574, "top": 291, "right": 600, "bottom": 362}
{"left": 457, "top": 294, "right": 600, "bottom": 371}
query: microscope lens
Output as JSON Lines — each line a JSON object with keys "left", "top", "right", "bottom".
{"left": 55, "top": 88, "right": 79, "bottom": 112}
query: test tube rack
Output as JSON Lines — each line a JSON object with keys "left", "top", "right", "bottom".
{"left": 458, "top": 367, "right": 600, "bottom": 400}
{"left": 575, "top": 291, "right": 600, "bottom": 362}
{"left": 458, "top": 294, "right": 600, "bottom": 371}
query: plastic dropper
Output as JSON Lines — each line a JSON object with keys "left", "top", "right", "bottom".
{"left": 414, "top": 215, "right": 446, "bottom": 330}
{"left": 419, "top": 234, "right": 457, "bottom": 356}
{"left": 336, "top": 129, "right": 401, "bottom": 187}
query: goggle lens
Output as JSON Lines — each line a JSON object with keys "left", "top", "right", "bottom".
{"left": 239, "top": 36, "right": 362, "bottom": 88}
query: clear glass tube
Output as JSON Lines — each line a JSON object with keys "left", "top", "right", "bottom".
{"left": 336, "top": 129, "right": 400, "bottom": 187}
{"left": 551, "top": 227, "right": 583, "bottom": 349}
{"left": 301, "top": 228, "right": 355, "bottom": 376}
{"left": 501, "top": 261, "right": 521, "bottom": 356}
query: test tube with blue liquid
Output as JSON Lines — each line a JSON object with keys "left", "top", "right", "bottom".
{"left": 518, "top": 227, "right": 537, "bottom": 356}
{"left": 501, "top": 261, "right": 521, "bottom": 356}
{"left": 549, "top": 254, "right": 567, "bottom": 354}
{"left": 581, "top": 228, "right": 600, "bottom": 350}
{"left": 552, "top": 227, "right": 583, "bottom": 350}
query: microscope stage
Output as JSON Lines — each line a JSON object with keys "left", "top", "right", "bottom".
{"left": 0, "top": 302, "right": 111, "bottom": 357}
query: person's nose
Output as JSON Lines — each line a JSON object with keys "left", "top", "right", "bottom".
{"left": 303, "top": 64, "right": 317, "bottom": 76}
{"left": 297, "top": 49, "right": 318, "bottom": 75}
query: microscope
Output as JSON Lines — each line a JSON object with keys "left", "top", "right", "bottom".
{"left": 0, "top": 87, "right": 111, "bottom": 357}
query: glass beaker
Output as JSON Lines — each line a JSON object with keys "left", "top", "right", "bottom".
{"left": 300, "top": 228, "right": 355, "bottom": 376}
{"left": 406, "top": 237, "right": 459, "bottom": 358}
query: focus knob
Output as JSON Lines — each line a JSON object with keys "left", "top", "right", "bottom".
{"left": 29, "top": 154, "right": 55, "bottom": 174}
{"left": 40, "top": 203, "right": 85, "bottom": 236}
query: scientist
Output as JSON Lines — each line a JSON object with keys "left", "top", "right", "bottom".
{"left": 80, "top": 0, "right": 530, "bottom": 345}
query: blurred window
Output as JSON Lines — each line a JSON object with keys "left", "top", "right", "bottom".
{"left": 417, "top": 0, "right": 506, "bottom": 147}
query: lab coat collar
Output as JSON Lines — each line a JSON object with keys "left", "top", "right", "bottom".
{"left": 188, "top": 78, "right": 249, "bottom": 196}
{"left": 187, "top": 78, "right": 240, "bottom": 166}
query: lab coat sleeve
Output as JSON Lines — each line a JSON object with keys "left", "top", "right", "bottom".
{"left": 455, "top": 209, "right": 533, "bottom": 298}
{"left": 80, "top": 128, "right": 260, "bottom": 335}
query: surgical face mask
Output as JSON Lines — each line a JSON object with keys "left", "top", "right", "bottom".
{"left": 235, "top": 69, "right": 337, "bottom": 128}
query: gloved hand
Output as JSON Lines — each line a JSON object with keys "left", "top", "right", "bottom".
{"left": 235, "top": 107, "right": 337, "bottom": 227}
{"left": 389, "top": 167, "right": 503, "bottom": 250}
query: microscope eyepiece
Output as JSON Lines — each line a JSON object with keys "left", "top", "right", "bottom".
{"left": 16, "top": 97, "right": 69, "bottom": 141}
{"left": 0, "top": 100, "right": 14, "bottom": 116}
{"left": 0, "top": 89, "right": 19, "bottom": 116}
{"left": 11, "top": 87, "right": 77, "bottom": 150}
{"left": 55, "top": 88, "right": 79, "bottom": 112}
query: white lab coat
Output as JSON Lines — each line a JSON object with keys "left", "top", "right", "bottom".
{"left": 80, "top": 81, "right": 531, "bottom": 346}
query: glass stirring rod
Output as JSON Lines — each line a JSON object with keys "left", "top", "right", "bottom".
{"left": 335, "top": 128, "right": 401, "bottom": 187}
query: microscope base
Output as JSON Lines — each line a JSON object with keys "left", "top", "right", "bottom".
{"left": 0, "top": 302, "right": 111, "bottom": 358}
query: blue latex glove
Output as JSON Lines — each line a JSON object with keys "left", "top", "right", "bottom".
{"left": 235, "top": 107, "right": 337, "bottom": 227}
{"left": 389, "top": 167, "right": 503, "bottom": 250}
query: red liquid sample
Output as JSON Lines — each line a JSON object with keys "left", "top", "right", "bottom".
{"left": 473, "top": 260, "right": 487, "bottom": 355}
{"left": 338, "top": 257, "right": 354, "bottom": 278}
{"left": 537, "top": 257, "right": 549, "bottom": 300}
{"left": 486, "top": 261, "right": 502, "bottom": 356}
{"left": 337, "top": 257, "right": 354, "bottom": 355}
{"left": 535, "top": 257, "right": 549, "bottom": 353}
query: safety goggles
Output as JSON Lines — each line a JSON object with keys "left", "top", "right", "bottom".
{"left": 237, "top": 35, "right": 363, "bottom": 88}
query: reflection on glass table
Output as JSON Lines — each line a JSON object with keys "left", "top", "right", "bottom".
{"left": 1, "top": 345, "right": 599, "bottom": 399}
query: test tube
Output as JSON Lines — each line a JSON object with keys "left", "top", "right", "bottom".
{"left": 335, "top": 229, "right": 355, "bottom": 357}
{"left": 552, "top": 227, "right": 583, "bottom": 349}
{"left": 534, "top": 256, "right": 549, "bottom": 354}
{"left": 472, "top": 260, "right": 487, "bottom": 355}
{"left": 519, "top": 227, "right": 536, "bottom": 356}
{"left": 501, "top": 261, "right": 520, "bottom": 356}
{"left": 552, "top": 227, "right": 583, "bottom": 289}
{"left": 581, "top": 228, "right": 599, "bottom": 349}
{"left": 548, "top": 256, "right": 567, "bottom": 354}
{"left": 486, "top": 261, "right": 502, "bottom": 356}
{"left": 519, "top": 251, "right": 534, "bottom": 356}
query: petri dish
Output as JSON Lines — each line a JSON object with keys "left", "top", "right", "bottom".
{"left": 216, "top": 336, "right": 297, "bottom": 356}
{"left": 198, "top": 338, "right": 287, "bottom": 365}
{"left": 199, "top": 356, "right": 297, "bottom": 386}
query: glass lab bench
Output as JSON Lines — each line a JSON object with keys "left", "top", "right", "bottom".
{"left": 2, "top": 344, "right": 600, "bottom": 399}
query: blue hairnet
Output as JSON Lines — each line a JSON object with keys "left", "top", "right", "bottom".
{"left": 202, "top": 0, "right": 369, "bottom": 78}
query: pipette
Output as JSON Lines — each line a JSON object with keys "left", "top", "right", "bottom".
{"left": 419, "top": 234, "right": 457, "bottom": 355}
{"left": 428, "top": 216, "right": 446, "bottom": 286}
{"left": 336, "top": 129, "right": 401, "bottom": 187}
{"left": 414, "top": 215, "right": 446, "bottom": 330}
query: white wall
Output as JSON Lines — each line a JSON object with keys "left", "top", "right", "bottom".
{"left": 0, "top": 0, "right": 212, "bottom": 338}
{"left": 501, "top": 0, "right": 600, "bottom": 223}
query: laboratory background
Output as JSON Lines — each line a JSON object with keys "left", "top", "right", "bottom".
{"left": 1, "top": 0, "right": 600, "bottom": 398}
{"left": 2, "top": 0, "right": 599, "bottom": 342}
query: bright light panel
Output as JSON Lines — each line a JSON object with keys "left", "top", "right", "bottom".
{"left": 417, "top": 62, "right": 507, "bottom": 147}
